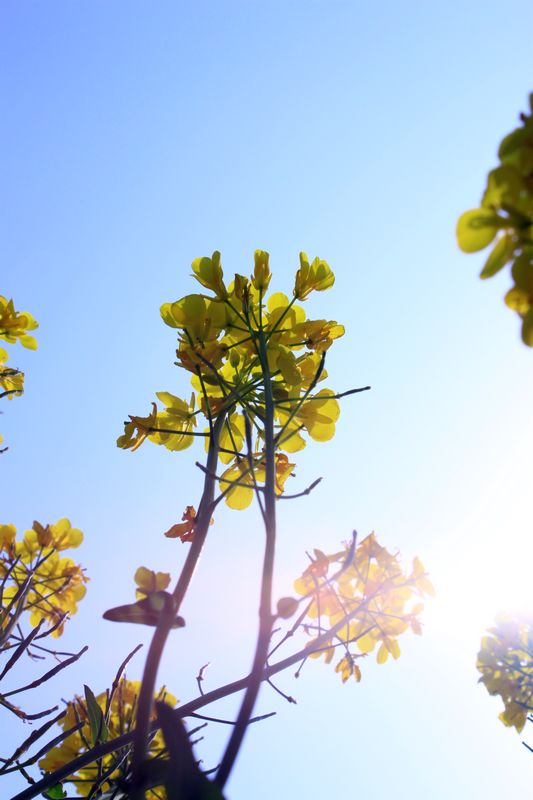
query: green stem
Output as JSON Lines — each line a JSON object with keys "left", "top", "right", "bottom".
{"left": 129, "top": 411, "right": 226, "bottom": 798}
{"left": 215, "top": 329, "right": 276, "bottom": 789}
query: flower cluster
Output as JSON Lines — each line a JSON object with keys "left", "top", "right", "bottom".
{"left": 477, "top": 614, "right": 533, "bottom": 732}
{"left": 0, "top": 347, "right": 24, "bottom": 399}
{"left": 293, "top": 533, "right": 434, "bottom": 681}
{"left": 0, "top": 518, "right": 87, "bottom": 638}
{"left": 0, "top": 295, "right": 39, "bottom": 449}
{"left": 39, "top": 678, "right": 177, "bottom": 799}
{"left": 0, "top": 296, "right": 38, "bottom": 350}
{"left": 117, "top": 251, "right": 344, "bottom": 508}
{"left": 456, "top": 93, "right": 533, "bottom": 345}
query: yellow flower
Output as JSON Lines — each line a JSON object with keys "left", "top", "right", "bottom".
{"left": 150, "top": 392, "right": 197, "bottom": 451}
{"left": 219, "top": 452, "right": 295, "bottom": 509}
{"left": 20, "top": 519, "right": 83, "bottom": 554}
{"left": 293, "top": 253, "right": 335, "bottom": 300}
{"left": 231, "top": 273, "right": 250, "bottom": 302}
{"left": 0, "top": 296, "right": 39, "bottom": 349}
{"left": 477, "top": 615, "right": 533, "bottom": 733}
{"left": 268, "top": 344, "right": 302, "bottom": 387}
{"left": 0, "top": 347, "right": 24, "bottom": 397}
{"left": 265, "top": 292, "right": 306, "bottom": 341}
{"left": 335, "top": 654, "right": 362, "bottom": 683}
{"left": 216, "top": 413, "right": 246, "bottom": 464}
{"left": 251, "top": 249, "right": 272, "bottom": 292}
{"left": 191, "top": 250, "right": 227, "bottom": 298}
{"left": 0, "top": 523, "right": 16, "bottom": 552}
{"left": 292, "top": 319, "right": 345, "bottom": 352}
{"left": 134, "top": 566, "right": 171, "bottom": 599}
{"left": 39, "top": 679, "right": 177, "bottom": 798}
{"left": 117, "top": 402, "right": 158, "bottom": 451}
{"left": 160, "top": 294, "right": 228, "bottom": 343}
{"left": 26, "top": 552, "right": 88, "bottom": 635}
{"left": 294, "top": 533, "right": 431, "bottom": 678}
{"left": 175, "top": 339, "right": 227, "bottom": 375}
{"left": 277, "top": 389, "right": 340, "bottom": 443}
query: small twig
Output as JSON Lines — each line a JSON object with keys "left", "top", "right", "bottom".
{"left": 0, "top": 708, "right": 66, "bottom": 772}
{"left": 2, "top": 646, "right": 88, "bottom": 698}
{"left": 144, "top": 427, "right": 209, "bottom": 438}
{"left": 195, "top": 460, "right": 263, "bottom": 490}
{"left": 294, "top": 656, "right": 308, "bottom": 678}
{"left": 105, "top": 643, "right": 143, "bottom": 722}
{"left": 0, "top": 721, "right": 82, "bottom": 775}
{"left": 189, "top": 710, "right": 276, "bottom": 726}
{"left": 196, "top": 662, "right": 210, "bottom": 697}
{"left": 278, "top": 477, "right": 322, "bottom": 500}
{"left": 266, "top": 678, "right": 296, "bottom": 704}
{"left": 274, "top": 385, "right": 371, "bottom": 406}
{"left": 0, "top": 619, "right": 45, "bottom": 680}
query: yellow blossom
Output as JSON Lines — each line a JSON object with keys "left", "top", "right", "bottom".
{"left": 293, "top": 253, "right": 335, "bottom": 300}
{"left": 0, "top": 295, "right": 39, "bottom": 349}
{"left": 477, "top": 614, "right": 533, "bottom": 733}
{"left": 150, "top": 392, "right": 197, "bottom": 451}
{"left": 39, "top": 678, "right": 177, "bottom": 798}
{"left": 0, "top": 523, "right": 16, "bottom": 552}
{"left": 24, "top": 552, "right": 88, "bottom": 635}
{"left": 160, "top": 293, "right": 228, "bottom": 343}
{"left": 19, "top": 519, "right": 83, "bottom": 555}
{"left": 117, "top": 402, "right": 158, "bottom": 451}
{"left": 294, "top": 532, "right": 432, "bottom": 680}
{"left": 0, "top": 347, "right": 24, "bottom": 398}
{"left": 191, "top": 250, "right": 227, "bottom": 298}
{"left": 134, "top": 566, "right": 171, "bottom": 599}
{"left": 251, "top": 249, "right": 272, "bottom": 292}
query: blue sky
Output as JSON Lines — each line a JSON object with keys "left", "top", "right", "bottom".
{"left": 2, "top": 2, "right": 533, "bottom": 798}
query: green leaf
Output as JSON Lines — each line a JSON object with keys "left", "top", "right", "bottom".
{"left": 498, "top": 127, "right": 525, "bottom": 161}
{"left": 480, "top": 234, "right": 514, "bottom": 279}
{"left": 84, "top": 684, "right": 108, "bottom": 745}
{"left": 481, "top": 165, "right": 522, "bottom": 209}
{"left": 521, "top": 307, "right": 533, "bottom": 346}
{"left": 511, "top": 254, "right": 533, "bottom": 290}
{"left": 42, "top": 785, "right": 67, "bottom": 799}
{"left": 456, "top": 208, "right": 503, "bottom": 253}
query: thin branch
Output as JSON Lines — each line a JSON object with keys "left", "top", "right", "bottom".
{"left": 2, "top": 646, "right": 88, "bottom": 698}
{"left": 105, "top": 643, "right": 143, "bottom": 722}
{"left": 0, "top": 708, "right": 66, "bottom": 772}
{"left": 216, "top": 327, "right": 277, "bottom": 789}
{"left": 0, "top": 620, "right": 45, "bottom": 681}
{"left": 266, "top": 678, "right": 296, "bottom": 704}
{"left": 274, "top": 385, "right": 371, "bottom": 406}
{"left": 189, "top": 710, "right": 276, "bottom": 726}
{"left": 129, "top": 411, "right": 227, "bottom": 799}
{"left": 196, "top": 663, "right": 210, "bottom": 697}
{"left": 278, "top": 477, "right": 322, "bottom": 500}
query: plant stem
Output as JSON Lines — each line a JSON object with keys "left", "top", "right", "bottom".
{"left": 215, "top": 329, "right": 276, "bottom": 789}
{"left": 129, "top": 411, "right": 226, "bottom": 799}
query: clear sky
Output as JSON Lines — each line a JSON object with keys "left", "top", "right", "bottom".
{"left": 2, "top": 1, "right": 533, "bottom": 798}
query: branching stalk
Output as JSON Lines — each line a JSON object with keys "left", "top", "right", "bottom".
{"left": 129, "top": 410, "right": 226, "bottom": 798}
{"left": 215, "top": 328, "right": 277, "bottom": 789}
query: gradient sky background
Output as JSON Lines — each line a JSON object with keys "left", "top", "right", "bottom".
{"left": 2, "top": 2, "right": 533, "bottom": 798}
